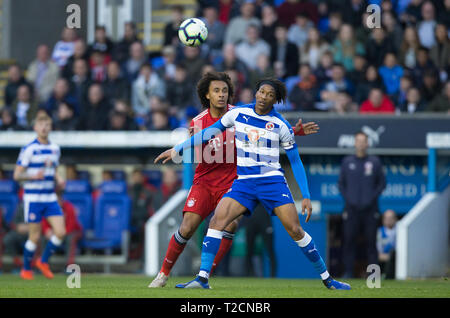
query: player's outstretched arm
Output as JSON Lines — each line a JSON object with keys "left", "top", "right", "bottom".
{"left": 13, "top": 165, "right": 44, "bottom": 181}
{"left": 293, "top": 118, "right": 319, "bottom": 136}
{"left": 285, "top": 146, "right": 313, "bottom": 222}
{"left": 154, "top": 120, "right": 227, "bottom": 164}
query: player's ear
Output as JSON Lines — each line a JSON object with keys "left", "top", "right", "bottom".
{"left": 206, "top": 92, "right": 210, "bottom": 100}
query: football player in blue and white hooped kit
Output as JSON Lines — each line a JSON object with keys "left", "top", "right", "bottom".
{"left": 14, "top": 110, "right": 66, "bottom": 280}
{"left": 156, "top": 78, "right": 351, "bottom": 290}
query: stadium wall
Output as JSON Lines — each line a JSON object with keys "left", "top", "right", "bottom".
{"left": 396, "top": 185, "right": 450, "bottom": 279}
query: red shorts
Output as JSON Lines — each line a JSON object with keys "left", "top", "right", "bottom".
{"left": 183, "top": 184, "right": 230, "bottom": 220}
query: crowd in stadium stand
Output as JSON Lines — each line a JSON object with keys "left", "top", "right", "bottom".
{"left": 0, "top": 0, "right": 449, "bottom": 132}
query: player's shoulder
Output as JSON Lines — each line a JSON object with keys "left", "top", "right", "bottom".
{"left": 192, "top": 108, "right": 209, "bottom": 122}
{"left": 21, "top": 138, "right": 40, "bottom": 152}
{"left": 270, "top": 110, "right": 292, "bottom": 131}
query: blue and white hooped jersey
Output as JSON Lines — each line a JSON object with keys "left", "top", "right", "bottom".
{"left": 16, "top": 138, "right": 60, "bottom": 203}
{"left": 220, "top": 104, "right": 296, "bottom": 179}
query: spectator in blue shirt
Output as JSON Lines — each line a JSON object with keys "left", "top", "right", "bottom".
{"left": 378, "top": 52, "right": 404, "bottom": 96}
{"left": 377, "top": 209, "right": 397, "bottom": 279}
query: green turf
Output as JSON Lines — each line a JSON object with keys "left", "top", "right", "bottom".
{"left": 0, "top": 274, "right": 448, "bottom": 298}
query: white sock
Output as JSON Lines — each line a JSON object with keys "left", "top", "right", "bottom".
{"left": 295, "top": 232, "right": 312, "bottom": 247}
{"left": 199, "top": 270, "right": 209, "bottom": 279}
{"left": 25, "top": 240, "right": 37, "bottom": 251}
{"left": 50, "top": 235, "right": 63, "bottom": 246}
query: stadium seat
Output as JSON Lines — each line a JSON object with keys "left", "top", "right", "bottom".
{"left": 83, "top": 181, "right": 131, "bottom": 251}
{"left": 110, "top": 170, "right": 127, "bottom": 181}
{"left": 143, "top": 169, "right": 162, "bottom": 188}
{"left": 63, "top": 180, "right": 93, "bottom": 231}
{"left": 0, "top": 180, "right": 19, "bottom": 226}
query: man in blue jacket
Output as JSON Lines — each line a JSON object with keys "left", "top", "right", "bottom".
{"left": 338, "top": 131, "right": 386, "bottom": 278}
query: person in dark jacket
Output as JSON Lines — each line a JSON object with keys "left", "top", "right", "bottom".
{"left": 77, "top": 83, "right": 111, "bottom": 130}
{"left": 338, "top": 131, "right": 386, "bottom": 278}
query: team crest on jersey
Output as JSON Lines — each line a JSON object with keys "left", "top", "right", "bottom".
{"left": 364, "top": 161, "right": 373, "bottom": 176}
{"left": 29, "top": 213, "right": 36, "bottom": 221}
{"left": 187, "top": 198, "right": 196, "bottom": 207}
{"left": 265, "top": 122, "right": 275, "bottom": 131}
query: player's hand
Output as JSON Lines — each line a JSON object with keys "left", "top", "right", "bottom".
{"left": 56, "top": 178, "right": 66, "bottom": 191}
{"left": 300, "top": 121, "right": 319, "bottom": 135}
{"left": 154, "top": 148, "right": 177, "bottom": 164}
{"left": 31, "top": 170, "right": 45, "bottom": 180}
{"left": 301, "top": 198, "right": 313, "bottom": 223}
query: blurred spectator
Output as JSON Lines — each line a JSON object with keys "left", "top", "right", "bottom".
{"left": 65, "top": 164, "right": 80, "bottom": 181}
{"left": 107, "top": 109, "right": 138, "bottom": 131}
{"left": 181, "top": 46, "right": 208, "bottom": 83}
{"left": 378, "top": 52, "right": 404, "bottom": 96}
{"left": 3, "top": 203, "right": 28, "bottom": 272}
{"left": 338, "top": 131, "right": 386, "bottom": 278}
{"left": 89, "top": 50, "right": 108, "bottom": 83}
{"left": 314, "top": 50, "right": 334, "bottom": 86}
{"left": 260, "top": 5, "right": 279, "bottom": 46}
{"left": 421, "top": 69, "right": 442, "bottom": 103}
{"left": 411, "top": 46, "right": 437, "bottom": 86}
{"left": 62, "top": 39, "right": 89, "bottom": 80}
{"left": 41, "top": 191, "right": 83, "bottom": 267}
{"left": 102, "top": 60, "right": 131, "bottom": 103}
{"left": 249, "top": 54, "right": 274, "bottom": 89}
{"left": 270, "top": 24, "right": 299, "bottom": 78}
{"left": 355, "top": 11, "right": 372, "bottom": 47}
{"left": 318, "top": 63, "right": 355, "bottom": 111}
{"left": 236, "top": 86, "right": 254, "bottom": 106}
{"left": 148, "top": 109, "right": 171, "bottom": 131}
{"left": 438, "top": 0, "right": 450, "bottom": 27}
{"left": 382, "top": 11, "right": 403, "bottom": 54}
{"left": 52, "top": 27, "right": 78, "bottom": 68}
{"left": 77, "top": 84, "right": 111, "bottom": 130}
{"left": 365, "top": 27, "right": 396, "bottom": 68}
{"left": 288, "top": 64, "right": 319, "bottom": 111}
{"left": 216, "top": 0, "right": 241, "bottom": 25}
{"left": 157, "top": 167, "right": 181, "bottom": 203}
{"left": 354, "top": 64, "right": 386, "bottom": 105}
{"left": 113, "top": 22, "right": 140, "bottom": 63}
{"left": 201, "top": 6, "right": 226, "bottom": 60}
{"left": 224, "top": 1, "right": 261, "bottom": 45}
{"left": 0, "top": 108, "right": 21, "bottom": 131}
{"left": 324, "top": 11, "right": 343, "bottom": 44}
{"left": 331, "top": 24, "right": 365, "bottom": 72}
{"left": 68, "top": 59, "right": 92, "bottom": 107}
{"left": 112, "top": 99, "right": 138, "bottom": 130}
{"left": 235, "top": 24, "right": 270, "bottom": 71}
{"left": 216, "top": 43, "right": 250, "bottom": 84}
{"left": 300, "top": 27, "right": 330, "bottom": 70}
{"left": 348, "top": 55, "right": 367, "bottom": 85}
{"left": 43, "top": 78, "right": 79, "bottom": 117}
{"left": 166, "top": 64, "right": 195, "bottom": 109}
{"left": 391, "top": 75, "right": 413, "bottom": 107}
{"left": 400, "top": 0, "right": 423, "bottom": 25}
{"left": 359, "top": 87, "right": 395, "bottom": 114}
{"left": 399, "top": 26, "right": 420, "bottom": 69}
{"left": 53, "top": 101, "right": 78, "bottom": 131}
{"left": 87, "top": 25, "right": 114, "bottom": 61}
{"left": 276, "top": 0, "right": 318, "bottom": 27}
{"left": 26, "top": 44, "right": 60, "bottom": 103}
{"left": 128, "top": 169, "right": 158, "bottom": 259}
{"left": 426, "top": 81, "right": 450, "bottom": 112}
{"left": 417, "top": 1, "right": 437, "bottom": 49}
{"left": 377, "top": 209, "right": 397, "bottom": 279}
{"left": 430, "top": 24, "right": 450, "bottom": 80}
{"left": 287, "top": 12, "right": 313, "bottom": 50}
{"left": 131, "top": 63, "right": 166, "bottom": 117}
{"left": 157, "top": 46, "right": 177, "bottom": 81}
{"left": 399, "top": 87, "right": 425, "bottom": 113}
{"left": 122, "top": 41, "right": 147, "bottom": 82}
{"left": 342, "top": 0, "right": 365, "bottom": 28}
{"left": 4, "top": 64, "right": 33, "bottom": 107}
{"left": 11, "top": 85, "right": 38, "bottom": 129}
{"left": 163, "top": 5, "right": 184, "bottom": 47}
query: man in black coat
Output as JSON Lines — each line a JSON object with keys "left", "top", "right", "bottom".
{"left": 77, "top": 83, "right": 111, "bottom": 130}
{"left": 270, "top": 24, "right": 299, "bottom": 78}
{"left": 338, "top": 131, "right": 386, "bottom": 278}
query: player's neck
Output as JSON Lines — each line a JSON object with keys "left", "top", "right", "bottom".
{"left": 209, "top": 105, "right": 227, "bottom": 118}
{"left": 37, "top": 136, "right": 49, "bottom": 144}
{"left": 254, "top": 105, "right": 273, "bottom": 116}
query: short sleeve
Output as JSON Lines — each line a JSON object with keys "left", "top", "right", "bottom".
{"left": 16, "top": 147, "right": 33, "bottom": 167}
{"left": 279, "top": 123, "right": 296, "bottom": 150}
{"left": 220, "top": 107, "right": 239, "bottom": 128}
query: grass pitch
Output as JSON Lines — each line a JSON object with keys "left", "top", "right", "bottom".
{"left": 0, "top": 274, "right": 449, "bottom": 298}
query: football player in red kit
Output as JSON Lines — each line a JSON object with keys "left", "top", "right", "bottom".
{"left": 149, "top": 72, "right": 319, "bottom": 287}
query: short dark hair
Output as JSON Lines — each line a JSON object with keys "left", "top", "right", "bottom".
{"left": 197, "top": 72, "right": 235, "bottom": 109}
{"left": 355, "top": 131, "right": 368, "bottom": 139}
{"left": 255, "top": 78, "right": 287, "bottom": 104}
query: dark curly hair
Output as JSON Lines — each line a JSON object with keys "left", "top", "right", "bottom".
{"left": 196, "top": 71, "right": 234, "bottom": 109}
{"left": 255, "top": 78, "right": 287, "bottom": 104}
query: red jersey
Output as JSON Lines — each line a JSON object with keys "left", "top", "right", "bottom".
{"left": 190, "top": 105, "right": 237, "bottom": 191}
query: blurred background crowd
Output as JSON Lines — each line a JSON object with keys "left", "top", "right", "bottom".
{"left": 0, "top": 0, "right": 449, "bottom": 133}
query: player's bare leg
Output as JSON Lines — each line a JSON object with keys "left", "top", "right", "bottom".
{"left": 273, "top": 203, "right": 351, "bottom": 290}
{"left": 21, "top": 223, "right": 41, "bottom": 280}
{"left": 36, "top": 216, "right": 66, "bottom": 279}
